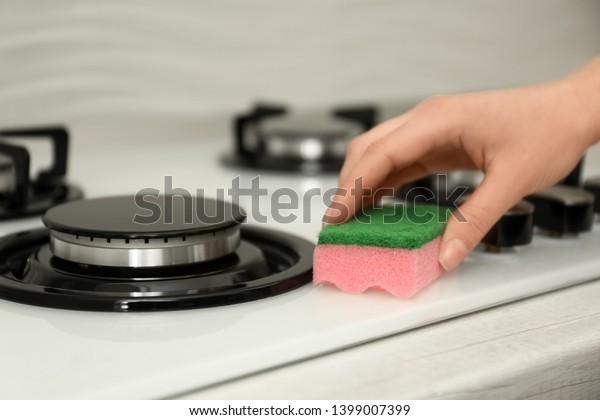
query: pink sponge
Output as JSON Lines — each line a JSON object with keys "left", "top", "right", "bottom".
{"left": 314, "top": 205, "right": 447, "bottom": 298}
{"left": 314, "top": 238, "right": 443, "bottom": 298}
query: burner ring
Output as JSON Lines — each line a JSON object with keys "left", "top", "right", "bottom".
{"left": 49, "top": 227, "right": 241, "bottom": 268}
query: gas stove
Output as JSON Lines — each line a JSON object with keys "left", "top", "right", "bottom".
{"left": 1, "top": 120, "right": 600, "bottom": 399}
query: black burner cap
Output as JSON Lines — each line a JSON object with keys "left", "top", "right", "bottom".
{"left": 43, "top": 195, "right": 246, "bottom": 239}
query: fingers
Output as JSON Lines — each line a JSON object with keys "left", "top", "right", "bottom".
{"left": 338, "top": 114, "right": 410, "bottom": 183}
{"left": 438, "top": 169, "right": 523, "bottom": 271}
{"left": 364, "top": 163, "right": 430, "bottom": 208}
{"left": 326, "top": 117, "right": 455, "bottom": 224}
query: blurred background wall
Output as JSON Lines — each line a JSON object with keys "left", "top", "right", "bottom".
{"left": 0, "top": 0, "right": 599, "bottom": 170}
{"left": 1, "top": 0, "right": 599, "bottom": 122}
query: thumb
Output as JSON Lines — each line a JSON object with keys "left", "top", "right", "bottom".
{"left": 438, "top": 173, "right": 521, "bottom": 271}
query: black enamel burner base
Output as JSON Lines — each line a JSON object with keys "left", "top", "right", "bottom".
{"left": 0, "top": 226, "right": 314, "bottom": 312}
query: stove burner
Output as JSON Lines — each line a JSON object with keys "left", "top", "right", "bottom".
{"left": 43, "top": 196, "right": 245, "bottom": 268}
{"left": 0, "top": 196, "right": 314, "bottom": 311}
{"left": 223, "top": 103, "right": 378, "bottom": 174}
{"left": 0, "top": 126, "right": 83, "bottom": 220}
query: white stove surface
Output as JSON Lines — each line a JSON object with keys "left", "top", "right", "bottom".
{"left": 1, "top": 128, "right": 599, "bottom": 399}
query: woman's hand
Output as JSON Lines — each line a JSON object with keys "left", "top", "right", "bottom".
{"left": 324, "top": 57, "right": 600, "bottom": 271}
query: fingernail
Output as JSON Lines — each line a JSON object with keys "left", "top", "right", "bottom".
{"left": 439, "top": 238, "right": 469, "bottom": 271}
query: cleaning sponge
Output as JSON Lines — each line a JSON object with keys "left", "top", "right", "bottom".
{"left": 314, "top": 205, "right": 448, "bottom": 298}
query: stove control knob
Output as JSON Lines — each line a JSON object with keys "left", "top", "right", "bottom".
{"left": 583, "top": 176, "right": 600, "bottom": 214}
{"left": 527, "top": 185, "right": 594, "bottom": 236}
{"left": 560, "top": 158, "right": 584, "bottom": 186}
{"left": 482, "top": 200, "right": 534, "bottom": 252}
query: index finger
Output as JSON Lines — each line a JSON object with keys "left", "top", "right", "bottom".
{"left": 325, "top": 121, "right": 451, "bottom": 224}
{"left": 338, "top": 114, "right": 410, "bottom": 183}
